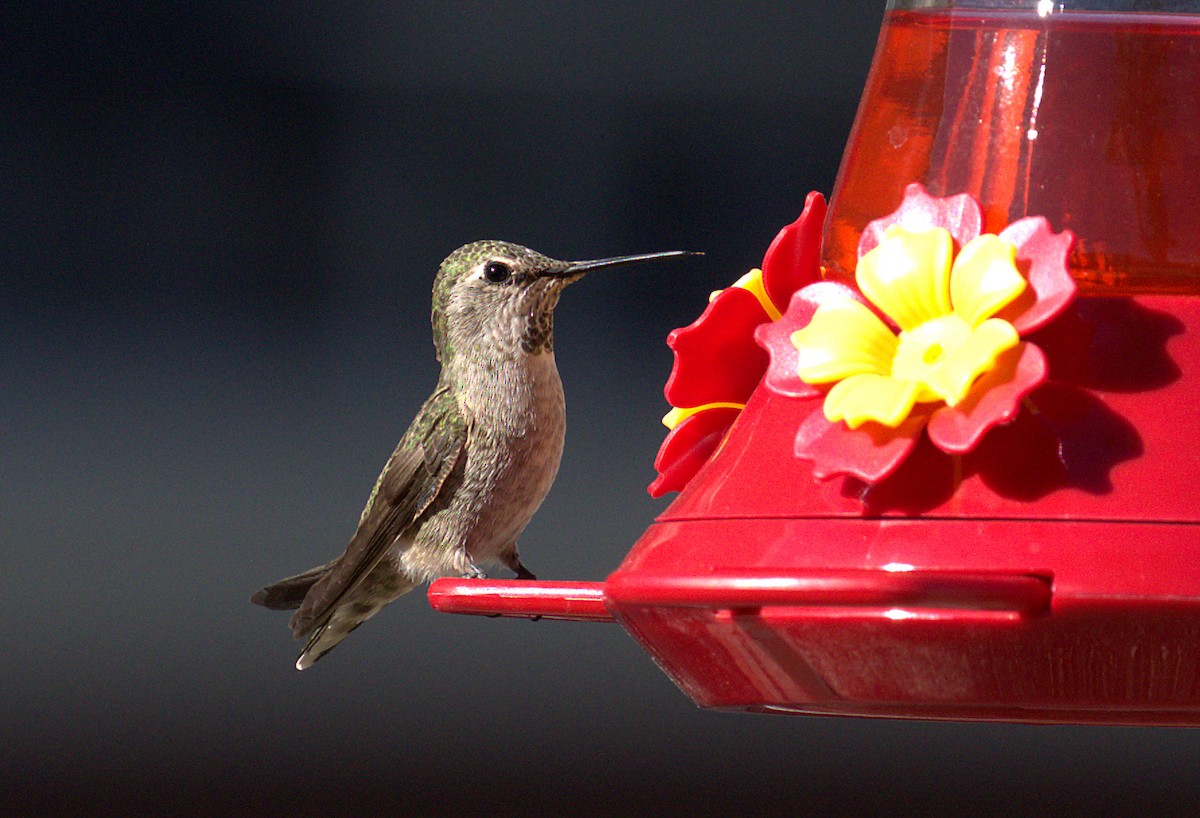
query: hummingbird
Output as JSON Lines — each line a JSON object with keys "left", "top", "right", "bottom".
{"left": 252, "top": 240, "right": 694, "bottom": 669}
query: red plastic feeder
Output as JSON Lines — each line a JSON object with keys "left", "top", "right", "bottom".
{"left": 431, "top": 2, "right": 1200, "bottom": 724}
{"left": 432, "top": 278, "right": 1200, "bottom": 723}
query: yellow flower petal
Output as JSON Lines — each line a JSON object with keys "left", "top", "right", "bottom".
{"left": 922, "top": 317, "right": 1020, "bottom": 406}
{"left": 731, "top": 268, "right": 782, "bottom": 321}
{"left": 949, "top": 235, "right": 1027, "bottom": 327}
{"left": 823, "top": 373, "right": 923, "bottom": 429}
{"left": 792, "top": 298, "right": 898, "bottom": 384}
{"left": 856, "top": 226, "right": 953, "bottom": 331}
{"left": 662, "top": 402, "right": 746, "bottom": 430}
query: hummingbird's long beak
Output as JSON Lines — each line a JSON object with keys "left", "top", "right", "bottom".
{"left": 557, "top": 250, "right": 702, "bottom": 277}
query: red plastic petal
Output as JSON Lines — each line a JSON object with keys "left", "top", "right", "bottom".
{"left": 649, "top": 406, "right": 742, "bottom": 497}
{"left": 755, "top": 281, "right": 865, "bottom": 399}
{"left": 996, "top": 216, "right": 1077, "bottom": 335}
{"left": 761, "top": 191, "right": 827, "bottom": 313}
{"left": 663, "top": 287, "right": 771, "bottom": 407}
{"left": 926, "top": 342, "right": 1048, "bottom": 455}
{"left": 858, "top": 183, "right": 983, "bottom": 258}
{"left": 794, "top": 405, "right": 927, "bottom": 483}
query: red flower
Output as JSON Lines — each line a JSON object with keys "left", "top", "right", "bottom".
{"left": 649, "top": 192, "right": 827, "bottom": 496}
{"left": 755, "top": 184, "right": 1076, "bottom": 483}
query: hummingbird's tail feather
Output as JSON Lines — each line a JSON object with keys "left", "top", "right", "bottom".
{"left": 292, "top": 575, "right": 419, "bottom": 670}
{"left": 250, "top": 560, "right": 338, "bottom": 610}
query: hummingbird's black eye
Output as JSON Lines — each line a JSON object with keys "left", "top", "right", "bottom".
{"left": 483, "top": 261, "right": 512, "bottom": 283}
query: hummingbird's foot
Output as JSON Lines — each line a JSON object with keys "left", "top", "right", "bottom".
{"left": 461, "top": 560, "right": 487, "bottom": 580}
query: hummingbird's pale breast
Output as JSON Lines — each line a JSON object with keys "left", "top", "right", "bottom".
{"left": 401, "top": 327, "right": 567, "bottom": 582}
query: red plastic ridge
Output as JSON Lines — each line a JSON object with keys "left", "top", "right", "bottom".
{"left": 604, "top": 568, "right": 1052, "bottom": 614}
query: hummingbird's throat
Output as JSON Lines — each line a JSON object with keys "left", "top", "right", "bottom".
{"left": 520, "top": 292, "right": 560, "bottom": 354}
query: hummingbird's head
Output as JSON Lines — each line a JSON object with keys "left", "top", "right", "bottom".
{"left": 431, "top": 240, "right": 694, "bottom": 363}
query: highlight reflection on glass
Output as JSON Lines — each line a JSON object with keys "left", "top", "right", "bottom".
{"left": 824, "top": 0, "right": 1200, "bottom": 293}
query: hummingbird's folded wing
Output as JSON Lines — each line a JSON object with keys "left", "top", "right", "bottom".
{"left": 289, "top": 386, "right": 468, "bottom": 639}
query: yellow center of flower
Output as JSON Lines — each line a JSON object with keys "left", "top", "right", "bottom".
{"left": 892, "top": 314, "right": 971, "bottom": 402}
{"left": 790, "top": 225, "right": 1027, "bottom": 429}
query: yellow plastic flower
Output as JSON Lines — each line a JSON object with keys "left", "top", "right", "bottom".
{"left": 791, "top": 225, "right": 1027, "bottom": 429}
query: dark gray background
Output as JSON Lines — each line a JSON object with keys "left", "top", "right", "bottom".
{"left": 4, "top": 3, "right": 1200, "bottom": 815}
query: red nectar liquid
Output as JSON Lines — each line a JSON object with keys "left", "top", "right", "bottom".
{"left": 825, "top": 9, "right": 1200, "bottom": 293}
